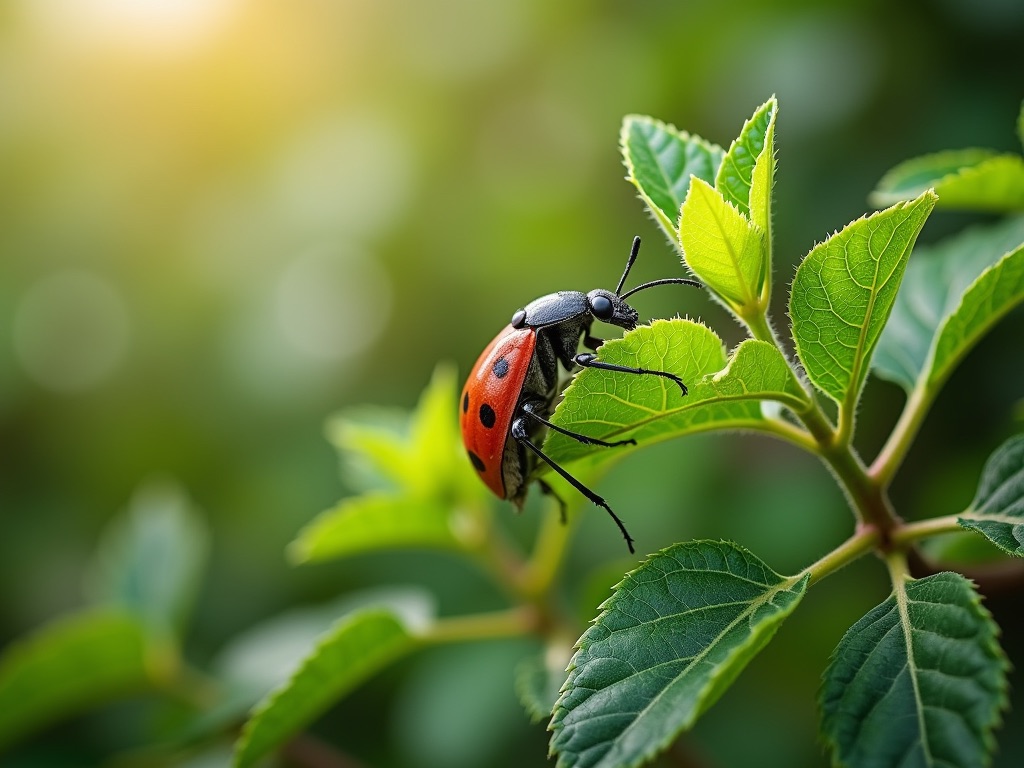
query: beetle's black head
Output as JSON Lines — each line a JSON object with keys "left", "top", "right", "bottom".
{"left": 586, "top": 289, "right": 639, "bottom": 330}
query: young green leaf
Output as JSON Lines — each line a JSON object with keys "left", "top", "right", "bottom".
{"left": 546, "top": 321, "right": 807, "bottom": 466}
{"left": 872, "top": 149, "right": 1024, "bottom": 212}
{"left": 288, "top": 493, "right": 474, "bottom": 563}
{"left": 621, "top": 115, "right": 724, "bottom": 242}
{"left": 679, "top": 177, "right": 767, "bottom": 311}
{"left": 327, "top": 365, "right": 480, "bottom": 500}
{"left": 820, "top": 571, "right": 1008, "bottom": 768}
{"left": 303, "top": 366, "right": 489, "bottom": 562}
{"left": 790, "top": 191, "right": 936, "bottom": 409}
{"left": 959, "top": 434, "right": 1024, "bottom": 557}
{"left": 0, "top": 610, "right": 153, "bottom": 749}
{"left": 549, "top": 541, "right": 808, "bottom": 768}
{"left": 234, "top": 608, "right": 418, "bottom": 768}
{"left": 86, "top": 481, "right": 209, "bottom": 640}
{"left": 873, "top": 216, "right": 1024, "bottom": 393}
{"left": 715, "top": 96, "right": 776, "bottom": 224}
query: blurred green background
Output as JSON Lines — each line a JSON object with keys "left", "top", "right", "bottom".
{"left": 2, "top": 0, "right": 1023, "bottom": 766}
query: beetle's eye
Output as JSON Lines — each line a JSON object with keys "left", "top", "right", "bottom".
{"left": 590, "top": 295, "right": 614, "bottom": 320}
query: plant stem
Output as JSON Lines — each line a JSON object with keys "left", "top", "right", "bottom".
{"left": 890, "top": 514, "right": 964, "bottom": 547}
{"left": 871, "top": 380, "right": 931, "bottom": 488}
{"left": 520, "top": 503, "right": 577, "bottom": 598}
{"left": 801, "top": 525, "right": 880, "bottom": 586}
{"left": 422, "top": 606, "right": 537, "bottom": 645}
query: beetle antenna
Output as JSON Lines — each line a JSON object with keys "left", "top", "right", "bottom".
{"left": 614, "top": 236, "right": 642, "bottom": 296}
{"left": 619, "top": 277, "right": 702, "bottom": 300}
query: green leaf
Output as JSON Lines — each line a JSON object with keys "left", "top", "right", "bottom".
{"left": 86, "top": 481, "right": 209, "bottom": 640}
{"left": 820, "top": 571, "right": 1008, "bottom": 768}
{"left": 679, "top": 177, "right": 766, "bottom": 310}
{"left": 872, "top": 218, "right": 1024, "bottom": 393}
{"left": 790, "top": 191, "right": 936, "bottom": 407}
{"left": 288, "top": 494, "right": 475, "bottom": 562}
{"left": 0, "top": 610, "right": 154, "bottom": 749}
{"left": 873, "top": 216, "right": 1024, "bottom": 393}
{"left": 716, "top": 96, "right": 776, "bottom": 224}
{"left": 304, "top": 365, "right": 488, "bottom": 562}
{"left": 871, "top": 149, "right": 1024, "bottom": 212}
{"left": 621, "top": 115, "right": 724, "bottom": 242}
{"left": 550, "top": 541, "right": 808, "bottom": 768}
{"left": 515, "top": 645, "right": 572, "bottom": 724}
{"left": 234, "top": 608, "right": 418, "bottom": 768}
{"left": 546, "top": 321, "right": 807, "bottom": 466}
{"left": 1018, "top": 101, "right": 1024, "bottom": 150}
{"left": 326, "top": 364, "right": 479, "bottom": 500}
{"left": 959, "top": 434, "right": 1024, "bottom": 557}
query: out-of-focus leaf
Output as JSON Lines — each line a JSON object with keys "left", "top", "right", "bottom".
{"left": 679, "top": 178, "right": 766, "bottom": 310}
{"left": 515, "top": 643, "right": 572, "bottom": 724}
{"left": 959, "top": 434, "right": 1024, "bottom": 557}
{"left": 214, "top": 588, "right": 433, "bottom": 698}
{"left": 547, "top": 322, "right": 807, "bottom": 466}
{"left": 873, "top": 216, "right": 1024, "bottom": 393}
{"left": 233, "top": 608, "right": 418, "bottom": 768}
{"left": 820, "top": 572, "right": 1008, "bottom": 768}
{"left": 716, "top": 96, "right": 776, "bottom": 225}
{"left": 86, "top": 481, "right": 209, "bottom": 639}
{"left": 288, "top": 494, "right": 476, "bottom": 562}
{"left": 550, "top": 541, "right": 807, "bottom": 768}
{"left": 621, "top": 115, "right": 724, "bottom": 242}
{"left": 871, "top": 149, "right": 1024, "bottom": 212}
{"left": 790, "top": 191, "right": 936, "bottom": 407}
{"left": 302, "top": 366, "right": 489, "bottom": 563}
{"left": 0, "top": 610, "right": 155, "bottom": 749}
{"left": 326, "top": 365, "right": 480, "bottom": 501}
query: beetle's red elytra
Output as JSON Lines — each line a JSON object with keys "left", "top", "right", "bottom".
{"left": 459, "top": 237, "right": 701, "bottom": 553}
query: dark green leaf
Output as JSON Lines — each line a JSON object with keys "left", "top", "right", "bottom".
{"left": 959, "top": 435, "right": 1024, "bottom": 557}
{"left": 872, "top": 149, "right": 1024, "bottom": 212}
{"left": 550, "top": 541, "right": 807, "bottom": 768}
{"left": 547, "top": 322, "right": 807, "bottom": 466}
{"left": 821, "top": 572, "right": 1008, "bottom": 768}
{"left": 0, "top": 611, "right": 154, "bottom": 749}
{"left": 86, "top": 481, "right": 209, "bottom": 639}
{"left": 234, "top": 608, "right": 418, "bottom": 768}
{"left": 621, "top": 115, "right": 724, "bottom": 242}
{"left": 873, "top": 217, "right": 1024, "bottom": 393}
{"left": 790, "top": 191, "right": 936, "bottom": 406}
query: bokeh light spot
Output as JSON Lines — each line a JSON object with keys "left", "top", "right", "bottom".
{"left": 276, "top": 113, "right": 415, "bottom": 240}
{"left": 26, "top": 0, "right": 239, "bottom": 54}
{"left": 275, "top": 246, "right": 392, "bottom": 363}
{"left": 13, "top": 270, "right": 130, "bottom": 394}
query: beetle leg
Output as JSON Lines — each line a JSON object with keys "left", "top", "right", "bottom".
{"left": 574, "top": 352, "right": 688, "bottom": 396}
{"left": 521, "top": 400, "right": 635, "bottom": 448}
{"left": 582, "top": 333, "right": 604, "bottom": 351}
{"left": 512, "top": 417, "right": 635, "bottom": 553}
{"left": 537, "top": 478, "right": 567, "bottom": 524}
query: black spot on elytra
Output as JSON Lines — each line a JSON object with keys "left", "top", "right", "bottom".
{"left": 467, "top": 450, "right": 486, "bottom": 473}
{"left": 462, "top": 391, "right": 469, "bottom": 413}
{"left": 479, "top": 403, "right": 496, "bottom": 429}
{"left": 493, "top": 357, "right": 509, "bottom": 378}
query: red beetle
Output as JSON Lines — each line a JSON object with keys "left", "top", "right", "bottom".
{"left": 459, "top": 237, "right": 700, "bottom": 552}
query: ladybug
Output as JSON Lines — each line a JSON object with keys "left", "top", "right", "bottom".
{"left": 459, "top": 236, "right": 700, "bottom": 552}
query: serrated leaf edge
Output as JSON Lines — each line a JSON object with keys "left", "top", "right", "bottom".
{"left": 550, "top": 540, "right": 808, "bottom": 768}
